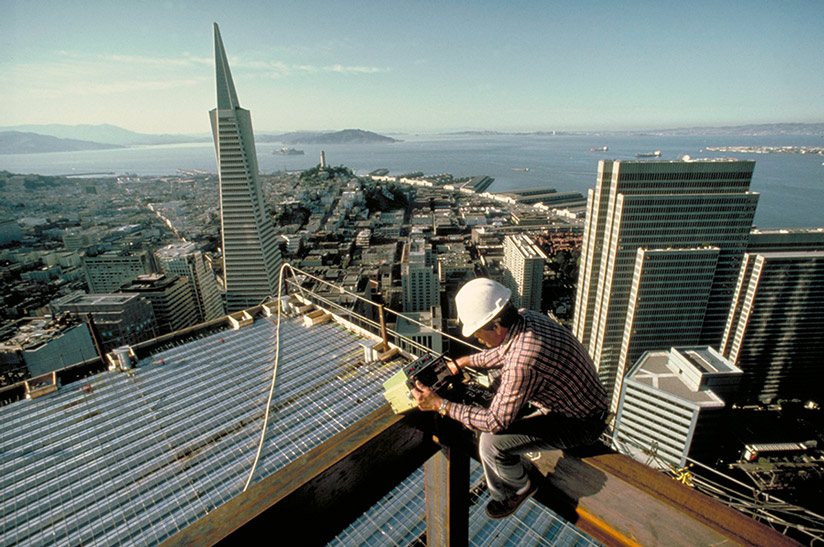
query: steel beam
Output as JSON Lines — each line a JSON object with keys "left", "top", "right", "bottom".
{"left": 528, "top": 449, "right": 800, "bottom": 547}
{"left": 425, "top": 445, "right": 469, "bottom": 547}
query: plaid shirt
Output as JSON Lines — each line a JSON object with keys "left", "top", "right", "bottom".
{"left": 446, "top": 309, "right": 607, "bottom": 433}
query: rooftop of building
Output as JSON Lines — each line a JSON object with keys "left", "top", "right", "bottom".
{"left": 505, "top": 233, "right": 548, "bottom": 259}
{"left": 155, "top": 241, "right": 199, "bottom": 258}
{"left": 56, "top": 293, "right": 141, "bottom": 306}
{"left": 331, "top": 458, "right": 602, "bottom": 546}
{"left": 0, "top": 314, "right": 82, "bottom": 350}
{"left": 619, "top": 157, "right": 754, "bottom": 165}
{"left": 119, "top": 273, "right": 182, "bottom": 292}
{"left": 0, "top": 271, "right": 806, "bottom": 546}
{"left": 0, "top": 303, "right": 409, "bottom": 546}
{"left": 751, "top": 250, "right": 824, "bottom": 259}
{"left": 628, "top": 348, "right": 737, "bottom": 407}
{"left": 750, "top": 227, "right": 824, "bottom": 235}
{"left": 675, "top": 346, "right": 740, "bottom": 375}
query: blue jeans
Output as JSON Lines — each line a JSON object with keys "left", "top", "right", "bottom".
{"left": 479, "top": 411, "right": 607, "bottom": 500}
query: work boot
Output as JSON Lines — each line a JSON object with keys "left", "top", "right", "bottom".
{"left": 485, "top": 477, "right": 540, "bottom": 519}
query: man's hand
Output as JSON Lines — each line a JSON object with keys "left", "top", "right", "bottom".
{"left": 447, "top": 355, "right": 470, "bottom": 375}
{"left": 410, "top": 380, "right": 443, "bottom": 412}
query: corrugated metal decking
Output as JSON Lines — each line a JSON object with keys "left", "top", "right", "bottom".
{"left": 330, "top": 461, "right": 603, "bottom": 546}
{"left": 0, "top": 316, "right": 401, "bottom": 546}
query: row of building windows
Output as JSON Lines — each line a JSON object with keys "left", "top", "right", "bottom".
{"left": 616, "top": 171, "right": 753, "bottom": 181}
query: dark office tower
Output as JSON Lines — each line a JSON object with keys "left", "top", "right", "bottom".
{"left": 720, "top": 229, "right": 824, "bottom": 405}
{"left": 119, "top": 274, "right": 199, "bottom": 335}
{"left": 156, "top": 242, "right": 225, "bottom": 323}
{"left": 210, "top": 23, "right": 282, "bottom": 312}
{"left": 572, "top": 159, "right": 758, "bottom": 411}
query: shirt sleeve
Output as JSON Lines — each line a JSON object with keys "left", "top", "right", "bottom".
{"left": 447, "top": 338, "right": 541, "bottom": 433}
{"left": 468, "top": 346, "right": 505, "bottom": 370}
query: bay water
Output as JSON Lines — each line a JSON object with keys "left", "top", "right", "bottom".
{"left": 2, "top": 133, "right": 822, "bottom": 229}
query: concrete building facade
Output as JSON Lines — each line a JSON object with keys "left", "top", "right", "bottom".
{"left": 0, "top": 318, "right": 97, "bottom": 376}
{"left": 394, "top": 309, "right": 444, "bottom": 355}
{"left": 119, "top": 274, "right": 199, "bottom": 335}
{"left": 502, "top": 234, "right": 546, "bottom": 311}
{"left": 613, "top": 346, "right": 741, "bottom": 469}
{"left": 156, "top": 242, "right": 225, "bottom": 323}
{"left": 54, "top": 293, "right": 158, "bottom": 352}
{"left": 401, "top": 239, "right": 439, "bottom": 313}
{"left": 82, "top": 250, "right": 156, "bottom": 293}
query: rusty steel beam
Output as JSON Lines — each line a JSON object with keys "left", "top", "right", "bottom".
{"left": 159, "top": 405, "right": 437, "bottom": 547}
{"left": 584, "top": 452, "right": 800, "bottom": 547}
{"left": 528, "top": 449, "right": 800, "bottom": 547}
{"left": 425, "top": 445, "right": 469, "bottom": 547}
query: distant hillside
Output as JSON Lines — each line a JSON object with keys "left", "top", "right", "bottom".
{"left": 283, "top": 129, "right": 400, "bottom": 144}
{"left": 0, "top": 131, "right": 124, "bottom": 154}
{"left": 445, "top": 123, "right": 824, "bottom": 137}
{"left": 641, "top": 123, "right": 824, "bottom": 137}
{"left": 256, "top": 131, "right": 324, "bottom": 143}
{"left": 0, "top": 124, "right": 207, "bottom": 146}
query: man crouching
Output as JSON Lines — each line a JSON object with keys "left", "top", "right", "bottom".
{"left": 411, "top": 278, "right": 608, "bottom": 519}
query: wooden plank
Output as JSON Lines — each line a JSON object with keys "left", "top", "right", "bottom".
{"left": 159, "top": 405, "right": 438, "bottom": 547}
{"left": 425, "top": 446, "right": 469, "bottom": 547}
{"left": 585, "top": 452, "right": 799, "bottom": 547}
{"left": 530, "top": 450, "right": 799, "bottom": 547}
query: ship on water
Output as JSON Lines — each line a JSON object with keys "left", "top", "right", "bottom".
{"left": 590, "top": 146, "right": 608, "bottom": 152}
{"left": 636, "top": 150, "right": 661, "bottom": 158}
{"left": 272, "top": 147, "right": 305, "bottom": 156}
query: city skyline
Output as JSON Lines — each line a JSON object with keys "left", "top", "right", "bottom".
{"left": 2, "top": 1, "right": 823, "bottom": 135}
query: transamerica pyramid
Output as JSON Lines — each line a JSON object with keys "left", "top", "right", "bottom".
{"left": 209, "top": 23, "right": 282, "bottom": 312}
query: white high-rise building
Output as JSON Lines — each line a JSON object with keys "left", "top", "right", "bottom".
{"left": 210, "top": 23, "right": 282, "bottom": 312}
{"left": 573, "top": 159, "right": 758, "bottom": 411}
{"left": 502, "top": 234, "right": 546, "bottom": 311}
{"left": 401, "top": 239, "right": 439, "bottom": 313}
{"left": 82, "top": 250, "right": 156, "bottom": 293}
{"left": 156, "top": 242, "right": 225, "bottom": 323}
{"left": 613, "top": 346, "right": 741, "bottom": 469}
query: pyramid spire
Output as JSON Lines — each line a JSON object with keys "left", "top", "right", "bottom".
{"left": 213, "top": 23, "right": 240, "bottom": 110}
{"left": 209, "top": 24, "right": 282, "bottom": 312}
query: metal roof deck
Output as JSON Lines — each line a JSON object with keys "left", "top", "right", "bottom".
{"left": 330, "top": 460, "right": 602, "bottom": 547}
{"left": 1, "top": 314, "right": 402, "bottom": 546}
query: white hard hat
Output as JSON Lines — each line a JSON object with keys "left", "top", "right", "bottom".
{"left": 455, "top": 278, "right": 511, "bottom": 338}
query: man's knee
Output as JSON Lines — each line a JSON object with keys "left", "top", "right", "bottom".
{"left": 479, "top": 432, "right": 516, "bottom": 465}
{"left": 478, "top": 432, "right": 494, "bottom": 457}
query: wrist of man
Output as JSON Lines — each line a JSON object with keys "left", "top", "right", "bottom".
{"left": 437, "top": 398, "right": 450, "bottom": 416}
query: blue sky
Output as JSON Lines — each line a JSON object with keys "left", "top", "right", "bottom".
{"left": 2, "top": 0, "right": 822, "bottom": 135}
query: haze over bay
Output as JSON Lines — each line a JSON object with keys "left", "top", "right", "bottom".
{"left": 3, "top": 133, "right": 823, "bottom": 230}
